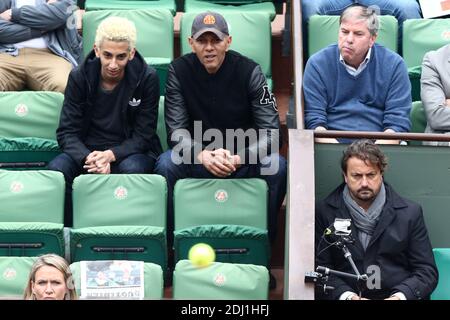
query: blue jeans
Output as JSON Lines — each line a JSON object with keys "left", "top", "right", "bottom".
{"left": 154, "top": 150, "right": 287, "bottom": 245}
{"left": 48, "top": 152, "right": 156, "bottom": 226}
{"left": 302, "top": 0, "right": 422, "bottom": 56}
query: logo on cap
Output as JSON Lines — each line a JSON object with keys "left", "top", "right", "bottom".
{"left": 203, "top": 14, "right": 216, "bottom": 25}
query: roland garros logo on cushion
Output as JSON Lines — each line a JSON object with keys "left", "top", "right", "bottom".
{"left": 3, "top": 268, "right": 17, "bottom": 281}
{"left": 213, "top": 273, "right": 226, "bottom": 286}
{"left": 15, "top": 104, "right": 28, "bottom": 117}
{"left": 10, "top": 181, "right": 24, "bottom": 193}
{"left": 114, "top": 186, "right": 128, "bottom": 200}
{"left": 214, "top": 189, "right": 228, "bottom": 203}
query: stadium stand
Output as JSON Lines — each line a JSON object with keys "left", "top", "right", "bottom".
{"left": 410, "top": 101, "right": 427, "bottom": 134}
{"left": 173, "top": 259, "right": 269, "bottom": 299}
{"left": 180, "top": 11, "right": 273, "bottom": 89}
{"left": 183, "top": 0, "right": 277, "bottom": 21}
{"left": 307, "top": 14, "right": 398, "bottom": 58}
{"left": 84, "top": 0, "right": 177, "bottom": 15}
{"left": 0, "top": 92, "right": 63, "bottom": 169}
{"left": 431, "top": 248, "right": 450, "bottom": 300}
{"left": 0, "top": 170, "right": 65, "bottom": 257}
{"left": 0, "top": 256, "right": 36, "bottom": 299}
{"left": 82, "top": 9, "right": 174, "bottom": 95}
{"left": 70, "top": 174, "right": 168, "bottom": 276}
{"left": 173, "top": 178, "right": 270, "bottom": 267}
{"left": 402, "top": 18, "right": 450, "bottom": 101}
{"left": 70, "top": 260, "right": 164, "bottom": 299}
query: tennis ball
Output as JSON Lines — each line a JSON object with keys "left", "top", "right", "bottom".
{"left": 188, "top": 243, "right": 216, "bottom": 268}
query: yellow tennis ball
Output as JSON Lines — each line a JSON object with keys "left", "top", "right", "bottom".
{"left": 188, "top": 243, "right": 216, "bottom": 268}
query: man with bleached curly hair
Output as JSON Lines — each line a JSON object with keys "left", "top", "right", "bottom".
{"left": 48, "top": 16, "right": 162, "bottom": 226}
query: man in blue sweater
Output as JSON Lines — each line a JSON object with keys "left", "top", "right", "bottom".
{"left": 303, "top": 4, "right": 411, "bottom": 144}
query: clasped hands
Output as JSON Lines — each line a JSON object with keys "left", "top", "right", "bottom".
{"left": 197, "top": 148, "right": 241, "bottom": 178}
{"left": 83, "top": 150, "right": 116, "bottom": 174}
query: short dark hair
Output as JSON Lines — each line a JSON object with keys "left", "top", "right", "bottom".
{"left": 341, "top": 139, "right": 388, "bottom": 174}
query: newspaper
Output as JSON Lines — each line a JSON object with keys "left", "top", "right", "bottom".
{"left": 419, "top": 0, "right": 450, "bottom": 18}
{"left": 80, "top": 260, "right": 144, "bottom": 300}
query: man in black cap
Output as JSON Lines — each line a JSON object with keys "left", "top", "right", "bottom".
{"left": 155, "top": 11, "right": 287, "bottom": 288}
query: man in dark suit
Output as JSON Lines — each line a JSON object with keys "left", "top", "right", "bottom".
{"left": 315, "top": 139, "right": 438, "bottom": 300}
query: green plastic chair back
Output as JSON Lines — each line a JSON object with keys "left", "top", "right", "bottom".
{"left": 0, "top": 170, "right": 65, "bottom": 256}
{"left": 173, "top": 178, "right": 269, "bottom": 266}
{"left": 180, "top": 11, "right": 272, "bottom": 89}
{"left": 431, "top": 248, "right": 450, "bottom": 300}
{"left": 410, "top": 101, "right": 427, "bottom": 134}
{"left": 82, "top": 9, "right": 174, "bottom": 94}
{"left": 174, "top": 178, "right": 267, "bottom": 230}
{"left": 0, "top": 170, "right": 65, "bottom": 223}
{"left": 70, "top": 260, "right": 164, "bottom": 299}
{"left": 0, "top": 92, "right": 63, "bottom": 140}
{"left": 156, "top": 96, "right": 168, "bottom": 152}
{"left": 403, "top": 19, "right": 450, "bottom": 101}
{"left": 173, "top": 259, "right": 269, "bottom": 299}
{"left": 403, "top": 19, "right": 450, "bottom": 69}
{"left": 0, "top": 256, "right": 36, "bottom": 299}
{"left": 85, "top": 0, "right": 176, "bottom": 15}
{"left": 183, "top": 0, "right": 276, "bottom": 21}
{"left": 71, "top": 174, "right": 167, "bottom": 272}
{"left": 73, "top": 174, "right": 167, "bottom": 228}
{"left": 308, "top": 15, "right": 398, "bottom": 58}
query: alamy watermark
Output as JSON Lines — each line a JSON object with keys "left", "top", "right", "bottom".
{"left": 169, "top": 121, "right": 281, "bottom": 175}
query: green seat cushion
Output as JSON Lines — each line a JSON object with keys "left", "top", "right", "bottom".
{"left": 0, "top": 222, "right": 65, "bottom": 256}
{"left": 156, "top": 97, "right": 168, "bottom": 152}
{"left": 409, "top": 65, "right": 422, "bottom": 102}
{"left": 431, "top": 248, "right": 450, "bottom": 300}
{"left": 0, "top": 170, "right": 64, "bottom": 223}
{"left": 70, "top": 226, "right": 166, "bottom": 267}
{"left": 144, "top": 58, "right": 171, "bottom": 95}
{"left": 174, "top": 178, "right": 268, "bottom": 230}
{"left": 308, "top": 15, "right": 398, "bottom": 58}
{"left": 174, "top": 224, "right": 269, "bottom": 266}
{"left": 410, "top": 101, "right": 427, "bottom": 134}
{"left": 0, "top": 91, "right": 63, "bottom": 140}
{"left": 85, "top": 0, "right": 176, "bottom": 14}
{"left": 0, "top": 256, "right": 37, "bottom": 299}
{"left": 73, "top": 174, "right": 167, "bottom": 228}
{"left": 70, "top": 260, "right": 164, "bottom": 299}
{"left": 184, "top": 0, "right": 276, "bottom": 21}
{"left": 0, "top": 138, "right": 60, "bottom": 168}
{"left": 173, "top": 259, "right": 269, "bottom": 299}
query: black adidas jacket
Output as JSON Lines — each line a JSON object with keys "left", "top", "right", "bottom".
{"left": 56, "top": 49, "right": 162, "bottom": 165}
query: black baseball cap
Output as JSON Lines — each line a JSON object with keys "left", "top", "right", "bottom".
{"left": 191, "top": 11, "right": 229, "bottom": 40}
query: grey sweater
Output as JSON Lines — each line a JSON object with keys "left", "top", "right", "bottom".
{"left": 0, "top": 0, "right": 82, "bottom": 66}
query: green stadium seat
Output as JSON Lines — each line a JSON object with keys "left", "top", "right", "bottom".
{"left": 157, "top": 97, "right": 168, "bottom": 152}
{"left": 307, "top": 15, "right": 398, "bottom": 58}
{"left": 70, "top": 260, "right": 164, "bottom": 299}
{"left": 173, "top": 178, "right": 270, "bottom": 267}
{"left": 0, "top": 170, "right": 65, "bottom": 257}
{"left": 402, "top": 19, "right": 450, "bottom": 101}
{"left": 173, "top": 259, "right": 269, "bottom": 299}
{"left": 431, "top": 248, "right": 450, "bottom": 300}
{"left": 183, "top": 0, "right": 276, "bottom": 21}
{"left": 410, "top": 101, "right": 427, "bottom": 134}
{"left": 180, "top": 11, "right": 273, "bottom": 90}
{"left": 70, "top": 174, "right": 168, "bottom": 276}
{"left": 82, "top": 9, "right": 174, "bottom": 95}
{"left": 85, "top": 0, "right": 176, "bottom": 15}
{"left": 0, "top": 256, "right": 36, "bottom": 299}
{"left": 0, "top": 92, "right": 63, "bottom": 169}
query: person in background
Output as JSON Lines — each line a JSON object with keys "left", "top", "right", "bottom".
{"left": 23, "top": 253, "right": 77, "bottom": 300}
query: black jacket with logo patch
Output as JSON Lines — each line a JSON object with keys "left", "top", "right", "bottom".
{"left": 56, "top": 49, "right": 162, "bottom": 165}
{"left": 165, "top": 50, "right": 281, "bottom": 161}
